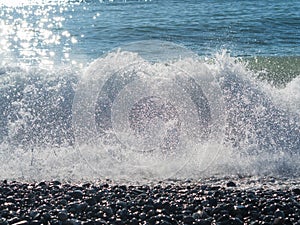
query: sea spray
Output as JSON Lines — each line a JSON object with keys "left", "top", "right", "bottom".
{"left": 0, "top": 66, "right": 77, "bottom": 147}
{"left": 209, "top": 51, "right": 300, "bottom": 176}
{"left": 0, "top": 43, "right": 299, "bottom": 181}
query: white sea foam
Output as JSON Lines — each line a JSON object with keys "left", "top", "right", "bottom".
{"left": 0, "top": 43, "right": 299, "bottom": 182}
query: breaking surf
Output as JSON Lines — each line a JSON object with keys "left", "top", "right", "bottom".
{"left": 0, "top": 41, "right": 299, "bottom": 182}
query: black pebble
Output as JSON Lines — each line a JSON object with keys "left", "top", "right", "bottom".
{"left": 57, "top": 210, "right": 68, "bottom": 221}
{"left": 0, "top": 178, "right": 299, "bottom": 225}
{"left": 293, "top": 188, "right": 300, "bottom": 195}
{"left": 70, "top": 190, "right": 84, "bottom": 199}
{"left": 226, "top": 181, "right": 237, "bottom": 187}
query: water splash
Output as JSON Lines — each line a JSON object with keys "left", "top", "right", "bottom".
{"left": 0, "top": 41, "right": 299, "bottom": 182}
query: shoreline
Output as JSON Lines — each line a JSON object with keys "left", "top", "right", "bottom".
{"left": 0, "top": 176, "right": 299, "bottom": 225}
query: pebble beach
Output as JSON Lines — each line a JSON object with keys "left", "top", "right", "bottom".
{"left": 1, "top": 177, "right": 299, "bottom": 225}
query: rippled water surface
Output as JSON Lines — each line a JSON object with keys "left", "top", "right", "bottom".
{"left": 1, "top": 0, "right": 300, "bottom": 66}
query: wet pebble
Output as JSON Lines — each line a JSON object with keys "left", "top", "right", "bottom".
{"left": 69, "top": 190, "right": 84, "bottom": 199}
{"left": 293, "top": 188, "right": 300, "bottom": 195}
{"left": 227, "top": 181, "right": 237, "bottom": 187}
{"left": 11, "top": 221, "right": 28, "bottom": 225}
{"left": 57, "top": 210, "right": 68, "bottom": 221}
{"left": 0, "top": 177, "right": 298, "bottom": 224}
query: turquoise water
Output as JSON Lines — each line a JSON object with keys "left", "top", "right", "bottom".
{"left": 0, "top": 0, "right": 299, "bottom": 180}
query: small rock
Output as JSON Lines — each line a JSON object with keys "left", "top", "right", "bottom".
{"left": 160, "top": 221, "right": 171, "bottom": 225}
{"left": 11, "top": 221, "right": 28, "bottom": 225}
{"left": 147, "top": 209, "right": 155, "bottom": 217}
{"left": 7, "top": 218, "right": 20, "bottom": 224}
{"left": 70, "top": 190, "right": 84, "bottom": 199}
{"left": 82, "top": 220, "right": 95, "bottom": 225}
{"left": 293, "top": 188, "right": 300, "bottom": 195}
{"left": 51, "top": 180, "right": 61, "bottom": 186}
{"left": 116, "top": 200, "right": 128, "bottom": 208}
{"left": 139, "top": 212, "right": 147, "bottom": 220}
{"left": 274, "top": 209, "right": 285, "bottom": 219}
{"left": 59, "top": 198, "right": 68, "bottom": 206}
{"left": 129, "top": 218, "right": 138, "bottom": 225}
{"left": 273, "top": 217, "right": 285, "bottom": 225}
{"left": 50, "top": 219, "right": 59, "bottom": 225}
{"left": 217, "top": 214, "right": 230, "bottom": 223}
{"left": 118, "top": 208, "right": 129, "bottom": 220}
{"left": 144, "top": 204, "right": 154, "bottom": 212}
{"left": 197, "top": 219, "right": 211, "bottom": 225}
{"left": 183, "top": 215, "right": 195, "bottom": 224}
{"left": 69, "top": 219, "right": 82, "bottom": 225}
{"left": 192, "top": 212, "right": 201, "bottom": 219}
{"left": 29, "top": 211, "right": 40, "bottom": 220}
{"left": 42, "top": 213, "right": 51, "bottom": 221}
{"left": 57, "top": 210, "right": 68, "bottom": 221}
{"left": 0, "top": 218, "right": 8, "bottom": 225}
{"left": 94, "top": 218, "right": 107, "bottom": 225}
{"left": 102, "top": 206, "right": 114, "bottom": 217}
{"left": 86, "top": 197, "right": 97, "bottom": 206}
{"left": 227, "top": 181, "right": 237, "bottom": 187}
{"left": 78, "top": 202, "right": 88, "bottom": 212}
{"left": 230, "top": 217, "right": 244, "bottom": 225}
{"left": 37, "top": 181, "right": 47, "bottom": 187}
{"left": 198, "top": 210, "right": 210, "bottom": 219}
{"left": 29, "top": 221, "right": 40, "bottom": 225}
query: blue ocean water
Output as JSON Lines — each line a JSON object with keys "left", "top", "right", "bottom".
{"left": 1, "top": 0, "right": 300, "bottom": 64}
{"left": 0, "top": 0, "right": 299, "bottom": 181}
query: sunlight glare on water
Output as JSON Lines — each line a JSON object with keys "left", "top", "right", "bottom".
{"left": 0, "top": 0, "right": 79, "bottom": 7}
{"left": 0, "top": 0, "right": 80, "bottom": 68}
